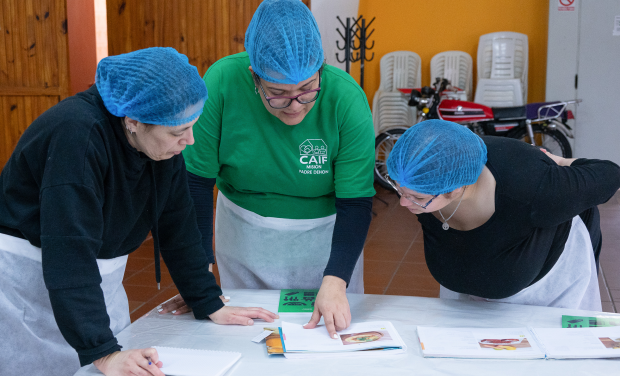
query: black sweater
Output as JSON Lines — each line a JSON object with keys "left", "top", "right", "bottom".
{"left": 0, "top": 86, "right": 224, "bottom": 365}
{"left": 418, "top": 136, "right": 620, "bottom": 299}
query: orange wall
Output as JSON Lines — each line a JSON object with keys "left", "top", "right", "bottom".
{"left": 355, "top": 0, "right": 549, "bottom": 106}
{"left": 67, "top": 0, "right": 97, "bottom": 95}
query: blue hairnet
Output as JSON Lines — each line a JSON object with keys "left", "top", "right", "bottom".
{"left": 245, "top": 0, "right": 324, "bottom": 84}
{"left": 95, "top": 47, "right": 208, "bottom": 126}
{"left": 387, "top": 120, "right": 488, "bottom": 195}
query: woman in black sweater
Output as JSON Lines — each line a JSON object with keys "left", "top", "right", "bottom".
{"left": 0, "top": 48, "right": 276, "bottom": 376}
{"left": 385, "top": 120, "right": 620, "bottom": 310}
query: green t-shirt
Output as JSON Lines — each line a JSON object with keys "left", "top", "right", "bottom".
{"left": 183, "top": 52, "right": 375, "bottom": 219}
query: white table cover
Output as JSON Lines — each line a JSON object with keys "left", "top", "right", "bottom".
{"left": 75, "top": 289, "right": 620, "bottom": 375}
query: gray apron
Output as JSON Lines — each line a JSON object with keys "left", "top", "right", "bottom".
{"left": 215, "top": 193, "right": 364, "bottom": 293}
{"left": 440, "top": 216, "right": 602, "bottom": 311}
{"left": 0, "top": 233, "right": 130, "bottom": 376}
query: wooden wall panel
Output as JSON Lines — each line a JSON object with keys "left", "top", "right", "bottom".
{"left": 0, "top": 0, "right": 70, "bottom": 169}
{"left": 106, "top": 0, "right": 311, "bottom": 76}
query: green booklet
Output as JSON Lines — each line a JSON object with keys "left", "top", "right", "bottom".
{"left": 278, "top": 289, "right": 319, "bottom": 313}
{"left": 562, "top": 315, "right": 620, "bottom": 328}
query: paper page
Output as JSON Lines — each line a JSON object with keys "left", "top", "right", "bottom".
{"left": 533, "top": 327, "right": 620, "bottom": 359}
{"left": 417, "top": 327, "right": 545, "bottom": 359}
{"left": 282, "top": 321, "right": 404, "bottom": 353}
{"left": 153, "top": 346, "right": 241, "bottom": 376}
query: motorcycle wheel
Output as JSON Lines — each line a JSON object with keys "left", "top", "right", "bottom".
{"left": 512, "top": 124, "right": 573, "bottom": 158}
{"left": 374, "top": 127, "right": 407, "bottom": 190}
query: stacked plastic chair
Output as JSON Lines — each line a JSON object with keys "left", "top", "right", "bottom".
{"left": 372, "top": 51, "right": 421, "bottom": 135}
{"left": 474, "top": 32, "right": 528, "bottom": 107}
{"left": 430, "top": 51, "right": 473, "bottom": 101}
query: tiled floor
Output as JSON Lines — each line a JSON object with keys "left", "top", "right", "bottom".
{"left": 123, "top": 185, "right": 620, "bottom": 322}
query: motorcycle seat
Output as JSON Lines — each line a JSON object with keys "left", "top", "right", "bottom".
{"left": 493, "top": 106, "right": 527, "bottom": 121}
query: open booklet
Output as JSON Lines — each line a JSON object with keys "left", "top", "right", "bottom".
{"left": 417, "top": 326, "right": 620, "bottom": 360}
{"left": 264, "top": 321, "right": 407, "bottom": 359}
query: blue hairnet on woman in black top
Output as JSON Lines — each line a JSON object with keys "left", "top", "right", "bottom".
{"left": 386, "top": 119, "right": 620, "bottom": 310}
{"left": 0, "top": 47, "right": 277, "bottom": 376}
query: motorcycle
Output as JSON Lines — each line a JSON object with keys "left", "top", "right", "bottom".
{"left": 374, "top": 77, "right": 580, "bottom": 190}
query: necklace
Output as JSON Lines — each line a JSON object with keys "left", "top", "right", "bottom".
{"left": 438, "top": 187, "right": 467, "bottom": 230}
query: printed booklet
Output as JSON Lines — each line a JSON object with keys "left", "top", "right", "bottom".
{"left": 263, "top": 321, "right": 407, "bottom": 359}
{"left": 278, "top": 289, "right": 318, "bottom": 313}
{"left": 417, "top": 326, "right": 620, "bottom": 360}
{"left": 562, "top": 315, "right": 620, "bottom": 328}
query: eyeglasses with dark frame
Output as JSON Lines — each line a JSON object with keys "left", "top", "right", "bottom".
{"left": 383, "top": 174, "right": 438, "bottom": 209}
{"left": 254, "top": 70, "right": 322, "bottom": 109}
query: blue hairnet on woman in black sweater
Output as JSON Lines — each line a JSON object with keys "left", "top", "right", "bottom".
{"left": 386, "top": 120, "right": 620, "bottom": 310}
{"left": 0, "top": 47, "right": 277, "bottom": 376}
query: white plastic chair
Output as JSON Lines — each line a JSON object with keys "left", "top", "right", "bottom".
{"left": 473, "top": 79, "right": 524, "bottom": 107}
{"left": 372, "top": 91, "right": 415, "bottom": 135}
{"left": 430, "top": 51, "right": 473, "bottom": 101}
{"left": 372, "top": 51, "right": 421, "bottom": 135}
{"left": 476, "top": 32, "right": 528, "bottom": 105}
{"left": 378, "top": 51, "right": 422, "bottom": 92}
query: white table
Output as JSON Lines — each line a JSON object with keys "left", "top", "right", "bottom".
{"left": 75, "top": 289, "right": 620, "bottom": 375}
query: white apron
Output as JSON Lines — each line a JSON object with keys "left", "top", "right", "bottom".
{"left": 0, "top": 233, "right": 130, "bottom": 376}
{"left": 440, "top": 216, "right": 602, "bottom": 311}
{"left": 215, "top": 193, "right": 364, "bottom": 293}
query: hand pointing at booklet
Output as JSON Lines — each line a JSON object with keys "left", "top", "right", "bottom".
{"left": 303, "top": 276, "right": 351, "bottom": 339}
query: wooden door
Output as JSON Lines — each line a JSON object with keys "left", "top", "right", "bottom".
{"left": 0, "top": 0, "right": 70, "bottom": 169}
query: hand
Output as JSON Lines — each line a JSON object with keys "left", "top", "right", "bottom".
{"left": 93, "top": 348, "right": 164, "bottom": 376}
{"left": 540, "top": 148, "right": 576, "bottom": 166}
{"left": 158, "top": 293, "right": 230, "bottom": 315}
{"left": 208, "top": 305, "right": 279, "bottom": 325}
{"left": 303, "top": 275, "right": 350, "bottom": 339}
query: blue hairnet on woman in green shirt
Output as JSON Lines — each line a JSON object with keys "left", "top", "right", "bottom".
{"left": 160, "top": 0, "right": 376, "bottom": 339}
{"left": 0, "top": 47, "right": 277, "bottom": 376}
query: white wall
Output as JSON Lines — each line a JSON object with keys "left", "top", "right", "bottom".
{"left": 311, "top": 0, "right": 360, "bottom": 71}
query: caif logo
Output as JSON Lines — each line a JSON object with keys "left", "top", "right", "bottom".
{"left": 299, "top": 139, "right": 328, "bottom": 165}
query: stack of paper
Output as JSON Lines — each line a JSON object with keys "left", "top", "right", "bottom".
{"left": 417, "top": 326, "right": 620, "bottom": 360}
{"left": 153, "top": 346, "right": 241, "bottom": 376}
{"left": 277, "top": 321, "right": 407, "bottom": 359}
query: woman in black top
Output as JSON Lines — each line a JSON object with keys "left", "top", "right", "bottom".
{"left": 0, "top": 48, "right": 276, "bottom": 376}
{"left": 386, "top": 120, "right": 620, "bottom": 310}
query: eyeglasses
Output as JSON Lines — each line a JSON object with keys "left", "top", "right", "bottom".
{"left": 384, "top": 174, "right": 438, "bottom": 209}
{"left": 254, "top": 71, "right": 322, "bottom": 109}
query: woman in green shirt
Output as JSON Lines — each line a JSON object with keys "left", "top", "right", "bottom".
{"left": 161, "top": 0, "right": 375, "bottom": 338}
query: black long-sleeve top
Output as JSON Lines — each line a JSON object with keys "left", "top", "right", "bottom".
{"left": 186, "top": 172, "right": 372, "bottom": 285}
{"left": 0, "top": 85, "right": 224, "bottom": 366}
{"left": 418, "top": 136, "right": 620, "bottom": 299}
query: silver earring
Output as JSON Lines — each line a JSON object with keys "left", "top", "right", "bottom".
{"left": 126, "top": 126, "right": 134, "bottom": 135}
{"left": 255, "top": 87, "right": 258, "bottom": 95}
